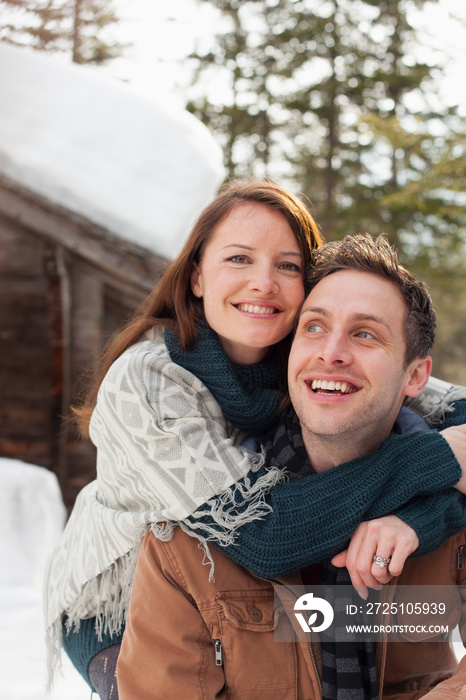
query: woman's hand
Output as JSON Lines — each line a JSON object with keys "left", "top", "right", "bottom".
{"left": 441, "top": 424, "right": 466, "bottom": 493}
{"left": 331, "top": 515, "right": 419, "bottom": 599}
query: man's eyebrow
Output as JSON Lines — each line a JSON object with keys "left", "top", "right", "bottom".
{"left": 352, "top": 312, "right": 391, "bottom": 329}
{"left": 299, "top": 305, "right": 329, "bottom": 317}
{"left": 299, "top": 307, "right": 392, "bottom": 330}
{"left": 222, "top": 244, "right": 302, "bottom": 257}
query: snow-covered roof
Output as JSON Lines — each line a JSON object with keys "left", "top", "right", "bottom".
{"left": 0, "top": 43, "right": 225, "bottom": 259}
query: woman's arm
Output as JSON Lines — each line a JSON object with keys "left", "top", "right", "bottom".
{"left": 441, "top": 424, "right": 466, "bottom": 491}
{"left": 327, "top": 424, "right": 466, "bottom": 593}
{"left": 187, "top": 402, "right": 466, "bottom": 579}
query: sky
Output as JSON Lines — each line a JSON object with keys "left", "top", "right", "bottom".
{"left": 107, "top": 0, "right": 466, "bottom": 113}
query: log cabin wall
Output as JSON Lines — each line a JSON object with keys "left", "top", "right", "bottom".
{"left": 0, "top": 225, "right": 55, "bottom": 468}
{"left": 0, "top": 176, "right": 167, "bottom": 510}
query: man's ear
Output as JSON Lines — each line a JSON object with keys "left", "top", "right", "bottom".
{"left": 190, "top": 263, "right": 203, "bottom": 298}
{"left": 403, "top": 356, "right": 432, "bottom": 398}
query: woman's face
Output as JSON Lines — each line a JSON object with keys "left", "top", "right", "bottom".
{"left": 191, "top": 202, "right": 305, "bottom": 364}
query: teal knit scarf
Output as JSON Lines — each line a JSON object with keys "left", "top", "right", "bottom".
{"left": 164, "top": 323, "right": 282, "bottom": 434}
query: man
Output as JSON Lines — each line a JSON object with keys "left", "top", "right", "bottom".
{"left": 285, "top": 234, "right": 466, "bottom": 698}
{"left": 117, "top": 234, "right": 466, "bottom": 700}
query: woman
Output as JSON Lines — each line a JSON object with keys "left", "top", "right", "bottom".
{"left": 44, "top": 180, "right": 466, "bottom": 698}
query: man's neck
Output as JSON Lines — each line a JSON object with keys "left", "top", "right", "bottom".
{"left": 302, "top": 428, "right": 392, "bottom": 473}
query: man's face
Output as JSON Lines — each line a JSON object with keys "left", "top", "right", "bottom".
{"left": 288, "top": 270, "right": 430, "bottom": 451}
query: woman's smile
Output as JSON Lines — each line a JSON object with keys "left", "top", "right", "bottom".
{"left": 234, "top": 301, "right": 282, "bottom": 315}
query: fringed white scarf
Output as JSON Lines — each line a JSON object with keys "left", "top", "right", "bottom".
{"left": 43, "top": 327, "right": 285, "bottom": 687}
{"left": 405, "top": 375, "right": 466, "bottom": 424}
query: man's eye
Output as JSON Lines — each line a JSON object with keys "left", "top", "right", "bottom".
{"left": 357, "top": 331, "right": 375, "bottom": 339}
{"left": 307, "top": 323, "right": 324, "bottom": 333}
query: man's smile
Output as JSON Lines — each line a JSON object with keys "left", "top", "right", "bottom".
{"left": 307, "top": 378, "right": 359, "bottom": 395}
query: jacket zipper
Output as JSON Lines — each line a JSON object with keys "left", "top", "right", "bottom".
{"left": 250, "top": 571, "right": 323, "bottom": 692}
{"left": 214, "top": 639, "right": 223, "bottom": 666}
{"left": 306, "top": 630, "right": 322, "bottom": 693}
{"left": 458, "top": 545, "right": 464, "bottom": 570}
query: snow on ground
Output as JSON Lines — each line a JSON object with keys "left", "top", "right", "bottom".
{"left": 0, "top": 459, "right": 89, "bottom": 699}
{"left": 0, "top": 43, "right": 225, "bottom": 260}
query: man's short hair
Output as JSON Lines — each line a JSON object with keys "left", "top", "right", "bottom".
{"left": 307, "top": 234, "right": 436, "bottom": 364}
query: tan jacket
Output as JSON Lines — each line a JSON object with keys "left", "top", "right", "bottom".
{"left": 117, "top": 528, "right": 466, "bottom": 700}
{"left": 380, "top": 530, "right": 466, "bottom": 700}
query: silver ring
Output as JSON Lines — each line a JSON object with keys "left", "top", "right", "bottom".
{"left": 373, "top": 555, "right": 391, "bottom": 569}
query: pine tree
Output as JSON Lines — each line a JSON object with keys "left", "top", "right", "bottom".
{"left": 186, "top": 0, "right": 294, "bottom": 179}
{"left": 185, "top": 0, "right": 463, "bottom": 241}
{"left": 185, "top": 0, "right": 466, "bottom": 382}
{"left": 71, "top": 0, "right": 123, "bottom": 64}
{"left": 0, "top": 0, "right": 69, "bottom": 52}
{"left": 0, "top": 0, "right": 125, "bottom": 64}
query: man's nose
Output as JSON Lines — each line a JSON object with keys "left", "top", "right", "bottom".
{"left": 247, "top": 264, "right": 279, "bottom": 294}
{"left": 318, "top": 331, "right": 352, "bottom": 365}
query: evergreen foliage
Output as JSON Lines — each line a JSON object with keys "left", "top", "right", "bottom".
{"left": 0, "top": 0, "right": 125, "bottom": 63}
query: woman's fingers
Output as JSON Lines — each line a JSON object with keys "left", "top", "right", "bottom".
{"left": 385, "top": 525, "right": 419, "bottom": 577}
{"left": 346, "top": 522, "right": 388, "bottom": 593}
{"left": 331, "top": 550, "right": 347, "bottom": 568}
{"left": 332, "top": 516, "right": 419, "bottom": 598}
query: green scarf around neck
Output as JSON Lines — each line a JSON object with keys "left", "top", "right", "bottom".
{"left": 164, "top": 322, "right": 283, "bottom": 434}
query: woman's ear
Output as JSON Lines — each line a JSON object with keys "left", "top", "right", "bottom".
{"left": 190, "top": 263, "right": 203, "bottom": 298}
{"left": 403, "top": 356, "right": 432, "bottom": 398}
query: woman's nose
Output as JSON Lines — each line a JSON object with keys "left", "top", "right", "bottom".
{"left": 247, "top": 265, "right": 279, "bottom": 294}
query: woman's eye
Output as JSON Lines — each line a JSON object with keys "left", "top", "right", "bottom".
{"left": 228, "top": 255, "right": 248, "bottom": 264}
{"left": 279, "top": 262, "right": 301, "bottom": 272}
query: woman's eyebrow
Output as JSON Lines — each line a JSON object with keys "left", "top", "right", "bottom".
{"left": 222, "top": 243, "right": 302, "bottom": 257}
{"left": 222, "top": 243, "right": 254, "bottom": 250}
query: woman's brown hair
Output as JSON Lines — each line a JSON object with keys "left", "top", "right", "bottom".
{"left": 74, "top": 179, "right": 324, "bottom": 435}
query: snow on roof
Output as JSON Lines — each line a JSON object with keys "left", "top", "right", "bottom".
{"left": 0, "top": 43, "right": 225, "bottom": 259}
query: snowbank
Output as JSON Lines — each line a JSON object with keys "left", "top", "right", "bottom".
{"left": 0, "top": 43, "right": 225, "bottom": 259}
{"left": 0, "top": 459, "right": 66, "bottom": 589}
{"left": 0, "top": 458, "right": 88, "bottom": 699}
